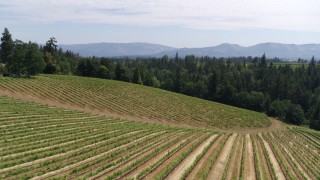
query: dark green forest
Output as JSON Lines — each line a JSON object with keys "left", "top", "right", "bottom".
{"left": 1, "top": 28, "right": 319, "bottom": 130}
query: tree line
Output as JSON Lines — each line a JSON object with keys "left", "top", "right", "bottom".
{"left": 0, "top": 28, "right": 319, "bottom": 130}
{"left": 0, "top": 28, "right": 79, "bottom": 77}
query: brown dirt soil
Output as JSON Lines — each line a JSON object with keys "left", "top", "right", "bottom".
{"left": 119, "top": 133, "right": 195, "bottom": 180}
{"left": 258, "top": 134, "right": 286, "bottom": 180}
{"left": 270, "top": 136, "right": 299, "bottom": 179}
{"left": 231, "top": 117, "right": 287, "bottom": 134}
{"left": 142, "top": 134, "right": 204, "bottom": 179}
{"left": 87, "top": 134, "right": 170, "bottom": 180}
{"left": 245, "top": 134, "right": 256, "bottom": 180}
{"left": 89, "top": 132, "right": 185, "bottom": 180}
{"left": 207, "top": 134, "right": 237, "bottom": 179}
{"left": 166, "top": 134, "right": 218, "bottom": 180}
{"left": 281, "top": 146, "right": 311, "bottom": 179}
{"left": 253, "top": 135, "right": 272, "bottom": 180}
{"left": 186, "top": 135, "right": 225, "bottom": 180}
{"left": 225, "top": 135, "right": 241, "bottom": 180}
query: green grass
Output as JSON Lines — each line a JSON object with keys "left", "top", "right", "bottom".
{"left": 272, "top": 62, "right": 320, "bottom": 69}
{"left": 0, "top": 74, "right": 269, "bottom": 129}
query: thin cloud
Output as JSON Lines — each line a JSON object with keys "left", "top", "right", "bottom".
{"left": 1, "top": 0, "right": 319, "bottom": 32}
{"left": 95, "top": 8, "right": 148, "bottom": 16}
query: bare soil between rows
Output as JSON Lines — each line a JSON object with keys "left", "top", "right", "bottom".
{"left": 258, "top": 134, "right": 286, "bottom": 180}
{"left": 207, "top": 134, "right": 237, "bottom": 179}
{"left": 166, "top": 134, "right": 218, "bottom": 180}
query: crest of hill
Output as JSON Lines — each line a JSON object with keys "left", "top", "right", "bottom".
{"left": 0, "top": 74, "right": 270, "bottom": 129}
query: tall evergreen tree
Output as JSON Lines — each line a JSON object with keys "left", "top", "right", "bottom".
{"left": 257, "top": 53, "right": 267, "bottom": 80}
{"left": 208, "top": 69, "right": 218, "bottom": 100}
{"left": 310, "top": 101, "right": 320, "bottom": 130}
{"left": 132, "top": 67, "right": 143, "bottom": 85}
{"left": 43, "top": 37, "right": 57, "bottom": 54}
{"left": 0, "top": 28, "right": 14, "bottom": 63}
{"left": 115, "top": 62, "right": 129, "bottom": 81}
{"left": 43, "top": 37, "right": 58, "bottom": 74}
{"left": 174, "top": 66, "right": 183, "bottom": 93}
{"left": 7, "top": 40, "right": 27, "bottom": 76}
{"left": 175, "top": 52, "right": 179, "bottom": 61}
{"left": 24, "top": 42, "right": 46, "bottom": 76}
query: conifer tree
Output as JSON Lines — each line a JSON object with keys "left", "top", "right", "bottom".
{"left": 133, "top": 67, "right": 143, "bottom": 84}
{"left": 0, "top": 28, "right": 14, "bottom": 63}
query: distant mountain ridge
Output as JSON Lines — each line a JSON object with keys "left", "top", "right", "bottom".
{"left": 59, "top": 42, "right": 176, "bottom": 57}
{"left": 59, "top": 42, "right": 320, "bottom": 60}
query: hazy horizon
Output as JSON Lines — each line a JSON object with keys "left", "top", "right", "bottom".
{"left": 58, "top": 41, "right": 320, "bottom": 48}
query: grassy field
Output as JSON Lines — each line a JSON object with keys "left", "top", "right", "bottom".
{"left": 0, "top": 74, "right": 269, "bottom": 129}
{"left": 0, "top": 95, "right": 319, "bottom": 179}
{"left": 272, "top": 62, "right": 320, "bottom": 69}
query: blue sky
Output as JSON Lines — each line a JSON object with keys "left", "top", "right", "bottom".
{"left": 1, "top": 0, "right": 320, "bottom": 48}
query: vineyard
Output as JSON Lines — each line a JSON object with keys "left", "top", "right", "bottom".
{"left": 0, "top": 96, "right": 319, "bottom": 179}
{"left": 0, "top": 74, "right": 269, "bottom": 129}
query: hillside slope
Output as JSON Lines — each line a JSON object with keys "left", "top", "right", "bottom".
{"left": 0, "top": 74, "right": 269, "bottom": 129}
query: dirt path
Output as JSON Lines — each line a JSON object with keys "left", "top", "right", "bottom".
{"left": 119, "top": 133, "right": 195, "bottom": 180}
{"left": 207, "top": 134, "right": 237, "bottom": 179}
{"left": 245, "top": 134, "right": 256, "bottom": 180}
{"left": 225, "top": 135, "right": 242, "bottom": 180}
{"left": 142, "top": 134, "right": 204, "bottom": 179}
{"left": 253, "top": 135, "right": 271, "bottom": 180}
{"left": 258, "top": 134, "right": 285, "bottom": 180}
{"left": 186, "top": 135, "right": 224, "bottom": 180}
{"left": 165, "top": 134, "right": 218, "bottom": 180}
{"left": 232, "top": 118, "right": 287, "bottom": 134}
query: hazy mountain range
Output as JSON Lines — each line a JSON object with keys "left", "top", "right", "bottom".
{"left": 59, "top": 42, "right": 320, "bottom": 60}
{"left": 59, "top": 43, "right": 175, "bottom": 57}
